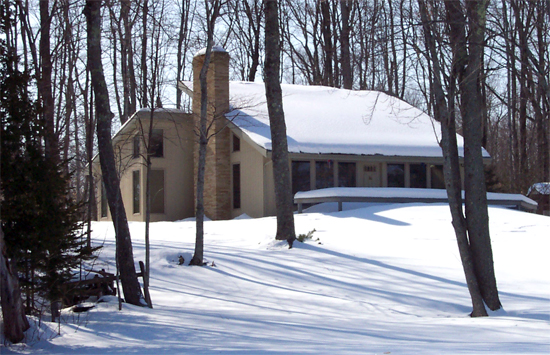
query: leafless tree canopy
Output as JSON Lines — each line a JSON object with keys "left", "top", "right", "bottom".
{"left": 3, "top": 0, "right": 547, "bottom": 210}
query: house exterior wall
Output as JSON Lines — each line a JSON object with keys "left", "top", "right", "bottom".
{"left": 95, "top": 111, "right": 194, "bottom": 222}
{"left": 229, "top": 131, "right": 267, "bottom": 218}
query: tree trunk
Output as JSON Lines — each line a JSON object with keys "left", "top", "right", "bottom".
{"left": 141, "top": 0, "right": 149, "bottom": 108}
{"left": 0, "top": 226, "right": 30, "bottom": 343}
{"left": 264, "top": 0, "right": 296, "bottom": 245}
{"left": 445, "top": 0, "right": 501, "bottom": 311}
{"left": 190, "top": 0, "right": 222, "bottom": 266}
{"left": 340, "top": 0, "right": 352, "bottom": 89}
{"left": 418, "top": 0, "right": 487, "bottom": 317}
{"left": 176, "top": 0, "right": 191, "bottom": 109}
{"left": 39, "top": 0, "right": 56, "bottom": 159}
{"left": 320, "top": 0, "right": 333, "bottom": 87}
{"left": 85, "top": 0, "right": 143, "bottom": 306}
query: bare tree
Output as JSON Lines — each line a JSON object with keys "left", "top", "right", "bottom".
{"left": 264, "top": 0, "right": 296, "bottom": 245}
{"left": 223, "top": 0, "right": 263, "bottom": 81}
{"left": 189, "top": 0, "right": 224, "bottom": 266}
{"left": 340, "top": 0, "right": 352, "bottom": 89}
{"left": 176, "top": 0, "right": 196, "bottom": 109}
{"left": 418, "top": 0, "right": 501, "bottom": 316}
{"left": 85, "top": 0, "right": 144, "bottom": 307}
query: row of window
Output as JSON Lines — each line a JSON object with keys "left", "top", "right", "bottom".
{"left": 387, "top": 163, "right": 445, "bottom": 189}
{"left": 229, "top": 160, "right": 446, "bottom": 211}
{"left": 291, "top": 161, "right": 357, "bottom": 195}
{"left": 290, "top": 161, "right": 446, "bottom": 194}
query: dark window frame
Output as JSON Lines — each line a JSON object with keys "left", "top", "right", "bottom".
{"left": 292, "top": 160, "right": 311, "bottom": 195}
{"left": 338, "top": 162, "right": 356, "bottom": 187}
{"left": 232, "top": 134, "right": 241, "bottom": 152}
{"left": 409, "top": 163, "right": 427, "bottom": 188}
{"left": 133, "top": 135, "right": 140, "bottom": 159}
{"left": 101, "top": 182, "right": 108, "bottom": 218}
{"left": 148, "top": 129, "right": 164, "bottom": 158}
{"left": 316, "top": 160, "right": 334, "bottom": 189}
{"left": 387, "top": 163, "right": 405, "bottom": 187}
{"left": 132, "top": 170, "right": 140, "bottom": 214}
{"left": 150, "top": 169, "right": 165, "bottom": 214}
{"left": 233, "top": 163, "right": 241, "bottom": 209}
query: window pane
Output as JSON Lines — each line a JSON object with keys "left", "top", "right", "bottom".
{"left": 338, "top": 162, "right": 356, "bottom": 187}
{"left": 150, "top": 170, "right": 164, "bottom": 213}
{"left": 133, "top": 135, "right": 140, "bottom": 159}
{"left": 387, "top": 163, "right": 405, "bottom": 187}
{"left": 101, "top": 182, "right": 108, "bottom": 218}
{"left": 430, "top": 164, "right": 445, "bottom": 189}
{"left": 233, "top": 134, "right": 240, "bottom": 152}
{"left": 133, "top": 170, "right": 140, "bottom": 214}
{"left": 410, "top": 163, "right": 427, "bottom": 188}
{"left": 148, "top": 129, "right": 163, "bottom": 158}
{"left": 233, "top": 164, "right": 241, "bottom": 209}
{"left": 316, "top": 161, "right": 334, "bottom": 189}
{"left": 292, "top": 161, "right": 310, "bottom": 195}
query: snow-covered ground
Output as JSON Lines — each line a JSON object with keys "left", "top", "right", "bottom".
{"left": 3, "top": 203, "right": 549, "bottom": 354}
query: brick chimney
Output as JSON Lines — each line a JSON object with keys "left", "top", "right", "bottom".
{"left": 192, "top": 47, "right": 231, "bottom": 220}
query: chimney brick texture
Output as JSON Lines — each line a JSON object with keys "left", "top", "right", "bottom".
{"left": 192, "top": 50, "right": 231, "bottom": 220}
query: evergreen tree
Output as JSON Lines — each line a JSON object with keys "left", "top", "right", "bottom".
{"left": 0, "top": 38, "right": 94, "bottom": 313}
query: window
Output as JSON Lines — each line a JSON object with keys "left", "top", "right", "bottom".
{"left": 338, "top": 162, "right": 356, "bottom": 187}
{"left": 410, "top": 163, "right": 427, "bottom": 188}
{"left": 233, "top": 164, "right": 241, "bottom": 209}
{"left": 150, "top": 170, "right": 164, "bottom": 213}
{"left": 132, "top": 170, "right": 140, "bottom": 214}
{"left": 101, "top": 182, "right": 108, "bottom": 218}
{"left": 364, "top": 165, "right": 377, "bottom": 173}
{"left": 133, "top": 135, "right": 140, "bottom": 159}
{"left": 292, "top": 161, "right": 311, "bottom": 195}
{"left": 387, "top": 163, "right": 405, "bottom": 187}
{"left": 316, "top": 160, "right": 334, "bottom": 189}
{"left": 430, "top": 164, "right": 445, "bottom": 189}
{"left": 232, "top": 134, "right": 240, "bottom": 152}
{"left": 148, "top": 129, "right": 163, "bottom": 158}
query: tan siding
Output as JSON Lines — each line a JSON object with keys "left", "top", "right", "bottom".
{"left": 93, "top": 111, "right": 194, "bottom": 222}
{"left": 230, "top": 131, "right": 265, "bottom": 218}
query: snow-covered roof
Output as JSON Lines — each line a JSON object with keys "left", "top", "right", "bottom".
{"left": 294, "top": 187, "right": 537, "bottom": 211}
{"left": 194, "top": 46, "right": 228, "bottom": 58}
{"left": 225, "top": 82, "right": 490, "bottom": 158}
{"left": 527, "top": 182, "right": 550, "bottom": 196}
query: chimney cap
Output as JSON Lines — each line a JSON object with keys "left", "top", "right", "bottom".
{"left": 194, "top": 46, "right": 228, "bottom": 58}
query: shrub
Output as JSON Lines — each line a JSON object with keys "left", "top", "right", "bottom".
{"left": 297, "top": 229, "right": 316, "bottom": 243}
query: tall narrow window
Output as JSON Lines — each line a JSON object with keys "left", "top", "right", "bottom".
{"left": 338, "top": 162, "right": 356, "bottom": 187}
{"left": 132, "top": 170, "right": 140, "bottom": 214}
{"left": 101, "top": 182, "right": 108, "bottom": 218}
{"left": 233, "top": 164, "right": 241, "bottom": 209}
{"left": 232, "top": 134, "right": 240, "bottom": 152}
{"left": 148, "top": 129, "right": 163, "bottom": 158}
{"left": 316, "top": 160, "right": 334, "bottom": 189}
{"left": 387, "top": 163, "right": 405, "bottom": 187}
{"left": 150, "top": 170, "right": 165, "bottom": 213}
{"left": 133, "top": 135, "right": 140, "bottom": 159}
{"left": 410, "top": 163, "right": 427, "bottom": 188}
{"left": 430, "top": 164, "right": 445, "bottom": 189}
{"left": 292, "top": 161, "right": 311, "bottom": 195}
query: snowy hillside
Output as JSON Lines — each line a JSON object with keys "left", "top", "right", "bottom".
{"left": 3, "top": 203, "right": 549, "bottom": 354}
